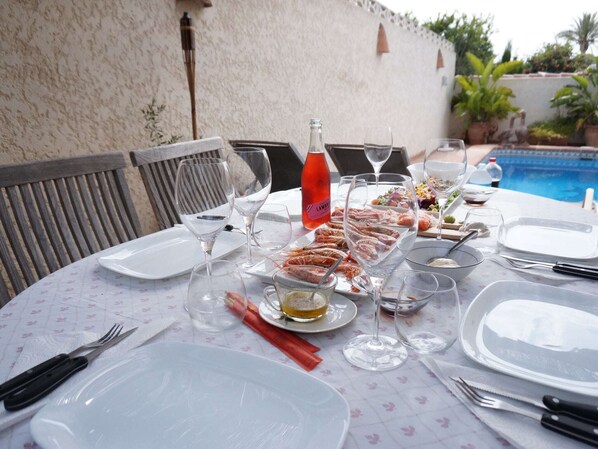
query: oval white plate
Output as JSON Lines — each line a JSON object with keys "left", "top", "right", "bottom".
{"left": 259, "top": 293, "right": 357, "bottom": 333}
{"left": 31, "top": 342, "right": 350, "bottom": 449}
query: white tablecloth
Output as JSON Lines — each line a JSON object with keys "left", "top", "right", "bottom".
{"left": 1, "top": 188, "right": 597, "bottom": 448}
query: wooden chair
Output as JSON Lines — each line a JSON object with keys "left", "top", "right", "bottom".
{"left": 229, "top": 140, "right": 304, "bottom": 192}
{"left": 130, "top": 137, "right": 224, "bottom": 230}
{"left": 324, "top": 144, "right": 411, "bottom": 177}
{"left": 0, "top": 152, "right": 142, "bottom": 306}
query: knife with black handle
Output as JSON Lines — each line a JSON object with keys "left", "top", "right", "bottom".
{"left": 4, "top": 327, "right": 136, "bottom": 411}
{"left": 454, "top": 377, "right": 598, "bottom": 423}
{"left": 0, "top": 353, "right": 71, "bottom": 401}
{"left": 501, "top": 255, "right": 598, "bottom": 281}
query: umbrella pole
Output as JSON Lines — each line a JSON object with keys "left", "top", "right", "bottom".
{"left": 180, "top": 12, "right": 198, "bottom": 139}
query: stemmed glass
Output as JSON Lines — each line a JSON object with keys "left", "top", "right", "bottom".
{"left": 342, "top": 173, "right": 419, "bottom": 371}
{"left": 227, "top": 148, "right": 272, "bottom": 267}
{"left": 364, "top": 126, "right": 393, "bottom": 185}
{"left": 423, "top": 138, "right": 467, "bottom": 240}
{"left": 175, "top": 158, "right": 235, "bottom": 276}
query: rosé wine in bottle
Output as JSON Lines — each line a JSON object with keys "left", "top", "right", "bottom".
{"left": 302, "top": 118, "right": 330, "bottom": 230}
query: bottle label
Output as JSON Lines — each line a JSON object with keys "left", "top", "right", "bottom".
{"left": 306, "top": 198, "right": 330, "bottom": 220}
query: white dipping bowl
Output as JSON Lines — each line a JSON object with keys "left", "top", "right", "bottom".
{"left": 405, "top": 240, "right": 484, "bottom": 282}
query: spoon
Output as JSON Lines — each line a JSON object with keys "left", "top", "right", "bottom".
{"left": 426, "top": 230, "right": 479, "bottom": 265}
{"left": 310, "top": 256, "right": 344, "bottom": 300}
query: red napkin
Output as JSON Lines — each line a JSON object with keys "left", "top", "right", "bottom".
{"left": 226, "top": 292, "right": 322, "bottom": 371}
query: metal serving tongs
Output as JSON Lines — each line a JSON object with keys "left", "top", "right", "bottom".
{"left": 501, "top": 255, "right": 598, "bottom": 281}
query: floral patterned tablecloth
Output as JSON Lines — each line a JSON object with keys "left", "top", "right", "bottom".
{"left": 1, "top": 188, "right": 597, "bottom": 449}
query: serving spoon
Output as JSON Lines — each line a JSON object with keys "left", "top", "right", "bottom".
{"left": 426, "top": 230, "right": 479, "bottom": 265}
{"left": 309, "top": 256, "right": 344, "bottom": 301}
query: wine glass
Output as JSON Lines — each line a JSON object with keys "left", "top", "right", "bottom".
{"left": 394, "top": 271, "right": 460, "bottom": 354}
{"left": 342, "top": 173, "right": 419, "bottom": 371}
{"left": 460, "top": 207, "right": 505, "bottom": 255}
{"left": 252, "top": 203, "right": 292, "bottom": 252}
{"left": 175, "top": 157, "right": 235, "bottom": 276}
{"left": 227, "top": 148, "right": 272, "bottom": 267}
{"left": 423, "top": 138, "right": 467, "bottom": 240}
{"left": 364, "top": 126, "right": 393, "bottom": 185}
{"left": 187, "top": 260, "right": 247, "bottom": 333}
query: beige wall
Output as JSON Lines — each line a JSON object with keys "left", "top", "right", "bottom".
{"left": 0, "top": 0, "right": 456, "bottom": 233}
{"left": 450, "top": 74, "right": 576, "bottom": 139}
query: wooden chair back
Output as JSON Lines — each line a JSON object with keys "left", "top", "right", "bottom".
{"left": 0, "top": 152, "right": 142, "bottom": 306}
{"left": 229, "top": 140, "right": 304, "bottom": 192}
{"left": 324, "top": 144, "right": 411, "bottom": 177}
{"left": 130, "top": 137, "right": 224, "bottom": 230}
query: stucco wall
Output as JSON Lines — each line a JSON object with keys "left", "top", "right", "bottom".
{"left": 0, "top": 0, "right": 456, "bottom": 233}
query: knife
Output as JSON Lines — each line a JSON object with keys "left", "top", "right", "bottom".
{"left": 452, "top": 377, "right": 598, "bottom": 423}
{"left": 501, "top": 255, "right": 598, "bottom": 281}
{"left": 455, "top": 380, "right": 598, "bottom": 447}
{"left": 3, "top": 327, "right": 137, "bottom": 411}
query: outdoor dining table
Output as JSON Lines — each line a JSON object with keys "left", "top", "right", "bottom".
{"left": 1, "top": 186, "right": 597, "bottom": 449}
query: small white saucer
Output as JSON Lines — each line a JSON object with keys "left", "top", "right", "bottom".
{"left": 258, "top": 293, "right": 357, "bottom": 333}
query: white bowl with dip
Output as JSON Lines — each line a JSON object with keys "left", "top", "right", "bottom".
{"left": 405, "top": 240, "right": 484, "bottom": 282}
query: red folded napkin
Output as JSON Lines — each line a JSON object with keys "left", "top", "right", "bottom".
{"left": 226, "top": 292, "right": 322, "bottom": 371}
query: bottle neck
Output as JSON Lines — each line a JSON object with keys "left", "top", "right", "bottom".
{"left": 308, "top": 122, "right": 324, "bottom": 154}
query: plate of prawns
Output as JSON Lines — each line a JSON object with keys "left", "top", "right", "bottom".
{"left": 246, "top": 220, "right": 368, "bottom": 298}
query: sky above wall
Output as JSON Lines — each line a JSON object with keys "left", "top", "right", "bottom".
{"left": 379, "top": 0, "right": 597, "bottom": 59}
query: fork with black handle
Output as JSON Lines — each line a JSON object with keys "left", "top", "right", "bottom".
{"left": 4, "top": 327, "right": 137, "bottom": 411}
{"left": 0, "top": 324, "right": 122, "bottom": 401}
{"left": 455, "top": 379, "right": 598, "bottom": 447}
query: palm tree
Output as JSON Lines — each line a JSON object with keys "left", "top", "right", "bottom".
{"left": 557, "top": 12, "right": 598, "bottom": 54}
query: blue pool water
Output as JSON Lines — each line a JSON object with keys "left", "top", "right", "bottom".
{"left": 481, "top": 149, "right": 598, "bottom": 203}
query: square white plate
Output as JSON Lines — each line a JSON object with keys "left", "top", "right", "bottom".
{"left": 499, "top": 217, "right": 598, "bottom": 260}
{"left": 98, "top": 226, "right": 246, "bottom": 279}
{"left": 31, "top": 342, "right": 350, "bottom": 449}
{"left": 460, "top": 280, "right": 598, "bottom": 396}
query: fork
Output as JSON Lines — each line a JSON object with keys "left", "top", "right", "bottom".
{"left": 0, "top": 324, "right": 123, "bottom": 401}
{"left": 454, "top": 378, "right": 598, "bottom": 446}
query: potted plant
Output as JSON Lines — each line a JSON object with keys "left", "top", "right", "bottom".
{"left": 550, "top": 56, "right": 598, "bottom": 147}
{"left": 452, "top": 53, "right": 523, "bottom": 144}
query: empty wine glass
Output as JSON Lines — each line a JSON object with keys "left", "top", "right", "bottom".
{"left": 252, "top": 203, "right": 292, "bottom": 252}
{"left": 394, "top": 271, "right": 460, "bottom": 354}
{"left": 187, "top": 260, "right": 247, "bottom": 333}
{"left": 342, "top": 173, "right": 419, "bottom": 371}
{"left": 423, "top": 138, "right": 467, "bottom": 240}
{"left": 227, "top": 148, "right": 272, "bottom": 267}
{"left": 364, "top": 126, "right": 393, "bottom": 185}
{"left": 175, "top": 158, "right": 235, "bottom": 276}
{"left": 460, "top": 207, "right": 505, "bottom": 255}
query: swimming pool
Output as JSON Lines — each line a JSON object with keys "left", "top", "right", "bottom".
{"left": 480, "top": 148, "right": 598, "bottom": 203}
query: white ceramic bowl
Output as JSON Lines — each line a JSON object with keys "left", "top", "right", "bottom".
{"left": 407, "top": 163, "right": 476, "bottom": 186}
{"left": 405, "top": 240, "right": 484, "bottom": 282}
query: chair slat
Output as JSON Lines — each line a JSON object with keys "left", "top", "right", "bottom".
{"left": 19, "top": 184, "right": 61, "bottom": 274}
{"left": 6, "top": 186, "right": 48, "bottom": 283}
{"left": 32, "top": 182, "right": 72, "bottom": 267}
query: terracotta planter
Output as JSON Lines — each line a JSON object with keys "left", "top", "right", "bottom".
{"left": 584, "top": 125, "right": 598, "bottom": 147}
{"left": 467, "top": 122, "right": 488, "bottom": 145}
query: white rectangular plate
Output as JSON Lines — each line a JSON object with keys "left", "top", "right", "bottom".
{"left": 460, "top": 280, "right": 598, "bottom": 396}
{"left": 499, "top": 217, "right": 598, "bottom": 260}
{"left": 246, "top": 230, "right": 366, "bottom": 298}
{"left": 30, "top": 342, "right": 350, "bottom": 449}
{"left": 98, "top": 226, "right": 246, "bottom": 279}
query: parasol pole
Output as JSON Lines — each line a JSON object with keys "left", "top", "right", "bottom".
{"left": 180, "top": 11, "right": 198, "bottom": 139}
